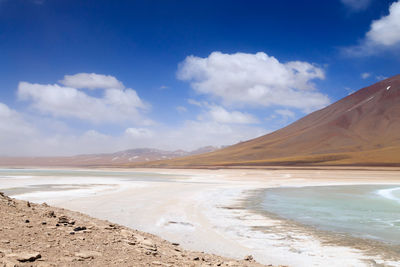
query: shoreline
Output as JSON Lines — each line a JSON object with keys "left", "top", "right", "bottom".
{"left": 242, "top": 187, "right": 400, "bottom": 266}
{"left": 1, "top": 167, "right": 400, "bottom": 266}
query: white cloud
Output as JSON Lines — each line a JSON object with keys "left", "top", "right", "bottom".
{"left": 1, "top": 71, "right": 272, "bottom": 156}
{"left": 345, "top": 1, "right": 400, "bottom": 55}
{"left": 275, "top": 109, "right": 295, "bottom": 119}
{"left": 0, "top": 103, "right": 36, "bottom": 137}
{"left": 178, "top": 52, "right": 330, "bottom": 113}
{"left": 18, "top": 77, "right": 151, "bottom": 125}
{"left": 206, "top": 105, "right": 259, "bottom": 124}
{"left": 125, "top": 127, "right": 154, "bottom": 138}
{"left": 0, "top": 103, "right": 42, "bottom": 156}
{"left": 341, "top": 0, "right": 371, "bottom": 11}
{"left": 60, "top": 73, "right": 124, "bottom": 90}
{"left": 361, "top": 72, "right": 371, "bottom": 79}
{"left": 161, "top": 120, "right": 267, "bottom": 150}
{"left": 366, "top": 1, "right": 400, "bottom": 47}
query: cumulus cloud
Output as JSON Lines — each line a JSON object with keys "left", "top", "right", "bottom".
{"left": 18, "top": 74, "right": 151, "bottom": 125}
{"left": 366, "top": 1, "right": 400, "bottom": 47}
{"left": 60, "top": 73, "right": 124, "bottom": 90}
{"left": 345, "top": 1, "right": 400, "bottom": 55}
{"left": 341, "top": 0, "right": 371, "bottom": 11}
{"left": 1, "top": 70, "right": 273, "bottom": 156}
{"left": 177, "top": 52, "right": 330, "bottom": 113}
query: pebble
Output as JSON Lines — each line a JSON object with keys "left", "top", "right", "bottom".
{"left": 74, "top": 251, "right": 102, "bottom": 260}
{"left": 8, "top": 252, "right": 41, "bottom": 262}
{"left": 73, "top": 226, "right": 87, "bottom": 232}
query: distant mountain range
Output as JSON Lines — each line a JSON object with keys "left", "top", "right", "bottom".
{"left": 140, "top": 75, "right": 400, "bottom": 167}
{"left": 0, "top": 146, "right": 218, "bottom": 167}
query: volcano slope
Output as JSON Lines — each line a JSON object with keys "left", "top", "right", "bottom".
{"left": 139, "top": 75, "right": 400, "bottom": 167}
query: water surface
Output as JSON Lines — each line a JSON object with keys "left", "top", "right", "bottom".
{"left": 250, "top": 185, "right": 400, "bottom": 245}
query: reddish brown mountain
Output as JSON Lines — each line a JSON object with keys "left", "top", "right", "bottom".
{"left": 142, "top": 75, "right": 400, "bottom": 167}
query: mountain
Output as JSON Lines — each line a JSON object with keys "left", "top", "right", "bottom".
{"left": 0, "top": 147, "right": 218, "bottom": 167}
{"left": 140, "top": 75, "right": 400, "bottom": 167}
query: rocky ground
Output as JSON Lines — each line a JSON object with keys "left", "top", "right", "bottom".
{"left": 0, "top": 192, "right": 274, "bottom": 267}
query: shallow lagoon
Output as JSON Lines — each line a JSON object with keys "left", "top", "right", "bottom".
{"left": 252, "top": 185, "right": 400, "bottom": 245}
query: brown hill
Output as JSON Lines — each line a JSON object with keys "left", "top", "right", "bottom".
{"left": 140, "top": 75, "right": 400, "bottom": 167}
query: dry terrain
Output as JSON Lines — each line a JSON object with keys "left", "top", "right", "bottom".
{"left": 0, "top": 192, "right": 268, "bottom": 267}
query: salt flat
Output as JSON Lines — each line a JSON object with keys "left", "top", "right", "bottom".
{"left": 1, "top": 167, "right": 400, "bottom": 266}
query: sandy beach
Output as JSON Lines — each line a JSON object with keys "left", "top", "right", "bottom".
{"left": 2, "top": 167, "right": 400, "bottom": 266}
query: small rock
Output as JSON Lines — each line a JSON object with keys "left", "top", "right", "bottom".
{"left": 74, "top": 251, "right": 102, "bottom": 260}
{"left": 124, "top": 240, "right": 136, "bottom": 246}
{"left": 25, "top": 219, "right": 30, "bottom": 223}
{"left": 27, "top": 201, "right": 31, "bottom": 208}
{"left": 104, "top": 224, "right": 117, "bottom": 230}
{"left": 44, "top": 211, "right": 56, "bottom": 218}
{"left": 120, "top": 229, "right": 132, "bottom": 238}
{"left": 244, "top": 255, "right": 254, "bottom": 261}
{"left": 172, "top": 242, "right": 179, "bottom": 246}
{"left": 58, "top": 216, "right": 74, "bottom": 225}
{"left": 11, "top": 252, "right": 41, "bottom": 262}
{"left": 193, "top": 257, "right": 200, "bottom": 261}
{"left": 73, "top": 226, "right": 87, "bottom": 232}
{"left": 41, "top": 221, "right": 47, "bottom": 225}
{"left": 139, "top": 239, "right": 157, "bottom": 251}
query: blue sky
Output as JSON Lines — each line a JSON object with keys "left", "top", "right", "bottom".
{"left": 0, "top": 0, "right": 399, "bottom": 156}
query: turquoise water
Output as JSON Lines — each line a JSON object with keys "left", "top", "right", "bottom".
{"left": 253, "top": 185, "right": 400, "bottom": 245}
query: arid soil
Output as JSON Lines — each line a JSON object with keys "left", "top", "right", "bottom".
{"left": 0, "top": 192, "right": 270, "bottom": 267}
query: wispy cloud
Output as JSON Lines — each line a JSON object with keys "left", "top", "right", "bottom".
{"left": 361, "top": 72, "right": 371, "bottom": 79}
{"left": 376, "top": 75, "right": 388, "bottom": 81}
{"left": 341, "top": 0, "right": 371, "bottom": 11}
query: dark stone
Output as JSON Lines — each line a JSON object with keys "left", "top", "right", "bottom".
{"left": 73, "top": 226, "right": 87, "bottom": 232}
